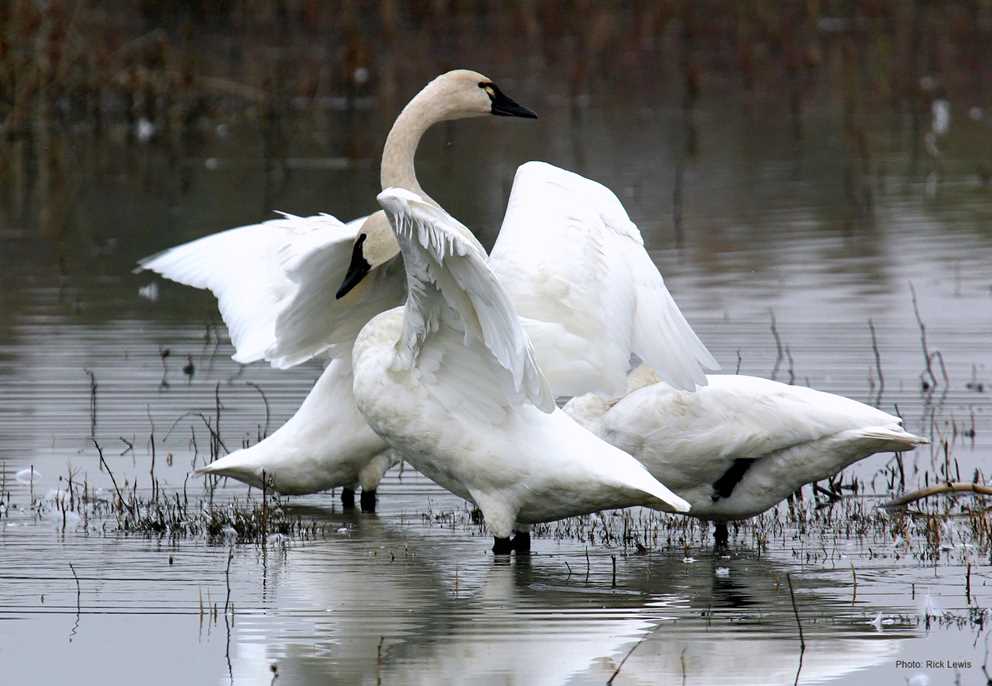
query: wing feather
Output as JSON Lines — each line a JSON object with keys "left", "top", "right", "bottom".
{"left": 377, "top": 188, "right": 555, "bottom": 413}
{"left": 490, "top": 161, "right": 718, "bottom": 394}
{"left": 138, "top": 212, "right": 405, "bottom": 367}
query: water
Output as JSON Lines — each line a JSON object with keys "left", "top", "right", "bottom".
{"left": 2, "top": 4, "right": 992, "bottom": 684}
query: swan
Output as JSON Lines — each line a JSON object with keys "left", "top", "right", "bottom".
{"left": 139, "top": 71, "right": 717, "bottom": 510}
{"left": 138, "top": 70, "right": 538, "bottom": 508}
{"left": 564, "top": 365, "right": 928, "bottom": 545}
{"left": 351, "top": 187, "right": 691, "bottom": 554}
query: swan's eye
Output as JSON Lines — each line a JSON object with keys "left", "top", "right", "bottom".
{"left": 480, "top": 83, "right": 496, "bottom": 99}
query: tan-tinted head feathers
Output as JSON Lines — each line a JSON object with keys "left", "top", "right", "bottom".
{"left": 336, "top": 211, "right": 400, "bottom": 300}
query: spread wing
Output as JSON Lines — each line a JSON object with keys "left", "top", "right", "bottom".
{"left": 377, "top": 188, "right": 555, "bottom": 413}
{"left": 137, "top": 212, "right": 405, "bottom": 367}
{"left": 489, "top": 161, "right": 718, "bottom": 395}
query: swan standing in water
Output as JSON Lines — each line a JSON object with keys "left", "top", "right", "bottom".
{"left": 139, "top": 71, "right": 716, "bottom": 510}
{"left": 352, "top": 187, "right": 690, "bottom": 553}
{"left": 565, "top": 365, "right": 928, "bottom": 545}
{"left": 138, "top": 70, "right": 538, "bottom": 509}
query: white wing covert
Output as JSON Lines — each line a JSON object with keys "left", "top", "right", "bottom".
{"left": 489, "top": 161, "right": 717, "bottom": 394}
{"left": 138, "top": 212, "right": 404, "bottom": 368}
{"left": 377, "top": 188, "right": 555, "bottom": 413}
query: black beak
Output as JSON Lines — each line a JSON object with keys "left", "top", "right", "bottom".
{"left": 490, "top": 87, "right": 537, "bottom": 119}
{"left": 336, "top": 234, "right": 371, "bottom": 299}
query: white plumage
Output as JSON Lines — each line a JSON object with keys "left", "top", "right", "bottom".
{"left": 564, "top": 370, "right": 928, "bottom": 520}
{"left": 138, "top": 212, "right": 383, "bottom": 368}
{"left": 352, "top": 188, "right": 690, "bottom": 543}
{"left": 490, "top": 162, "right": 718, "bottom": 395}
{"left": 137, "top": 162, "right": 716, "bottom": 501}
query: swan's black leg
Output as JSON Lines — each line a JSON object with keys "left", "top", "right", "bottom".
{"left": 492, "top": 537, "right": 513, "bottom": 555}
{"left": 511, "top": 530, "right": 531, "bottom": 554}
{"left": 360, "top": 489, "right": 377, "bottom": 513}
{"left": 341, "top": 487, "right": 356, "bottom": 510}
{"left": 713, "top": 521, "right": 729, "bottom": 548}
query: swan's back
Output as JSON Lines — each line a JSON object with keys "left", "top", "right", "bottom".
{"left": 595, "top": 375, "right": 910, "bottom": 465}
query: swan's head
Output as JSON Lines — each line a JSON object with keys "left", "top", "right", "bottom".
{"left": 336, "top": 211, "right": 399, "bottom": 300}
{"left": 423, "top": 69, "right": 537, "bottom": 121}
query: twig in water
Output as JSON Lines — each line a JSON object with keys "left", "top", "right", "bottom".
{"left": 868, "top": 319, "right": 884, "bottom": 401}
{"left": 786, "top": 573, "right": 806, "bottom": 652}
{"left": 966, "top": 562, "right": 972, "bottom": 604}
{"left": 851, "top": 562, "right": 857, "bottom": 605}
{"left": 246, "top": 382, "right": 271, "bottom": 438}
{"left": 930, "top": 350, "right": 950, "bottom": 387}
{"left": 92, "top": 439, "right": 132, "bottom": 513}
{"left": 611, "top": 555, "right": 617, "bottom": 588}
{"left": 83, "top": 369, "right": 97, "bottom": 436}
{"left": 224, "top": 547, "right": 234, "bottom": 616}
{"left": 735, "top": 350, "right": 742, "bottom": 375}
{"left": 769, "top": 311, "right": 784, "bottom": 381}
{"left": 68, "top": 561, "right": 81, "bottom": 642}
{"left": 608, "top": 614, "right": 666, "bottom": 685}
{"left": 909, "top": 283, "right": 938, "bottom": 390}
{"left": 119, "top": 437, "right": 133, "bottom": 456}
{"left": 69, "top": 562, "right": 81, "bottom": 612}
{"left": 881, "top": 482, "right": 992, "bottom": 509}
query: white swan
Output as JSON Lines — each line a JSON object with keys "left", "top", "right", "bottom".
{"left": 352, "top": 187, "right": 690, "bottom": 553}
{"left": 564, "top": 366, "right": 928, "bottom": 544}
{"left": 139, "top": 71, "right": 538, "bottom": 507}
{"left": 139, "top": 70, "right": 716, "bottom": 510}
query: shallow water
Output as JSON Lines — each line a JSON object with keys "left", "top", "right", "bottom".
{"left": 2, "top": 5, "right": 992, "bottom": 685}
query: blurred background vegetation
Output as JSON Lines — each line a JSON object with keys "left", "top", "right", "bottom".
{"left": 0, "top": 1, "right": 989, "bottom": 326}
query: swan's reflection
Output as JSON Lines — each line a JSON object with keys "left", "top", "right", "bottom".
{"left": 226, "top": 512, "right": 909, "bottom": 686}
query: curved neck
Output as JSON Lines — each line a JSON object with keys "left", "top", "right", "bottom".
{"left": 380, "top": 87, "right": 441, "bottom": 204}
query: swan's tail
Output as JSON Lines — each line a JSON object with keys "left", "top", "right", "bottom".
{"left": 860, "top": 425, "right": 929, "bottom": 452}
{"left": 639, "top": 476, "right": 691, "bottom": 513}
{"left": 195, "top": 450, "right": 263, "bottom": 489}
{"left": 607, "top": 450, "right": 691, "bottom": 513}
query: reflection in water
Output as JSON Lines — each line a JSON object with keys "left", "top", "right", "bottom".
{"left": 1, "top": 5, "right": 990, "bottom": 686}
{"left": 224, "top": 515, "right": 909, "bottom": 686}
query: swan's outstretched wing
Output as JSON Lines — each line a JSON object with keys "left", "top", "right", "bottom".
{"left": 138, "top": 212, "right": 405, "bottom": 367}
{"left": 377, "top": 188, "right": 555, "bottom": 413}
{"left": 489, "top": 161, "right": 718, "bottom": 395}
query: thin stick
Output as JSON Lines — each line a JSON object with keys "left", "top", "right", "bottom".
{"left": 92, "top": 439, "right": 131, "bottom": 513}
{"left": 909, "top": 282, "right": 938, "bottom": 389}
{"left": 608, "top": 615, "right": 666, "bottom": 684}
{"left": 224, "top": 547, "right": 234, "bottom": 616}
{"left": 69, "top": 562, "right": 81, "bottom": 612}
{"left": 611, "top": 555, "right": 617, "bottom": 588}
{"left": 786, "top": 573, "right": 806, "bottom": 651}
{"left": 851, "top": 562, "right": 857, "bottom": 605}
{"left": 882, "top": 482, "right": 992, "bottom": 509}
{"left": 246, "top": 382, "right": 271, "bottom": 438}
{"left": 868, "top": 319, "right": 884, "bottom": 399}
{"left": 770, "top": 311, "right": 784, "bottom": 381}
{"left": 83, "top": 369, "right": 97, "bottom": 437}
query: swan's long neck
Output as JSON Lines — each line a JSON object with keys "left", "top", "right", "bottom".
{"left": 381, "top": 86, "right": 443, "bottom": 204}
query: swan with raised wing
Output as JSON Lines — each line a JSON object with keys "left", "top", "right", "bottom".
{"left": 139, "top": 71, "right": 717, "bottom": 511}
{"left": 352, "top": 187, "right": 690, "bottom": 553}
